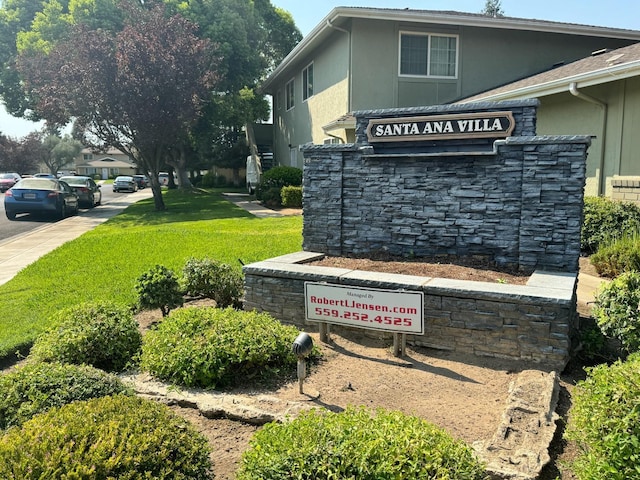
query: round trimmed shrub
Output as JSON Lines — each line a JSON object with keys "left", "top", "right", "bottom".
{"left": 281, "top": 185, "right": 302, "bottom": 208}
{"left": 139, "top": 307, "right": 300, "bottom": 388}
{"left": 0, "top": 362, "right": 132, "bottom": 430}
{"left": 29, "top": 301, "right": 142, "bottom": 372}
{"left": 565, "top": 353, "right": 640, "bottom": 479}
{"left": 592, "top": 271, "right": 640, "bottom": 354}
{"left": 135, "top": 264, "right": 184, "bottom": 316}
{"left": 0, "top": 395, "right": 214, "bottom": 479}
{"left": 237, "top": 406, "right": 487, "bottom": 479}
{"left": 182, "top": 257, "right": 244, "bottom": 308}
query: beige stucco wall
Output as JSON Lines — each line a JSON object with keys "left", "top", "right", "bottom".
{"left": 537, "top": 77, "right": 640, "bottom": 198}
{"left": 273, "top": 33, "right": 350, "bottom": 168}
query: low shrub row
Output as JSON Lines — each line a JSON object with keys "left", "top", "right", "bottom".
{"left": 256, "top": 166, "right": 302, "bottom": 208}
{"left": 136, "top": 257, "right": 244, "bottom": 316}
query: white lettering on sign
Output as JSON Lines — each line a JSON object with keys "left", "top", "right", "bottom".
{"left": 304, "top": 282, "right": 424, "bottom": 334}
{"left": 366, "top": 111, "right": 515, "bottom": 143}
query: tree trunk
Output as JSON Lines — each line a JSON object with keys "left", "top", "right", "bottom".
{"left": 167, "top": 146, "right": 193, "bottom": 189}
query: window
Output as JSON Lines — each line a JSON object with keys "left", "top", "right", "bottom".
{"left": 83, "top": 153, "right": 93, "bottom": 161}
{"left": 302, "top": 62, "right": 313, "bottom": 101}
{"left": 399, "top": 32, "right": 458, "bottom": 78}
{"left": 285, "top": 78, "right": 295, "bottom": 110}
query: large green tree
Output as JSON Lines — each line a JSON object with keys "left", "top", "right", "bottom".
{"left": 1, "top": 0, "right": 301, "bottom": 195}
{"left": 17, "top": 2, "right": 217, "bottom": 210}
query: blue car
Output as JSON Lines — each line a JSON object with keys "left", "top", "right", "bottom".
{"left": 4, "top": 178, "right": 79, "bottom": 220}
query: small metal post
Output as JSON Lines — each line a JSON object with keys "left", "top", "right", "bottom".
{"left": 297, "top": 358, "right": 306, "bottom": 394}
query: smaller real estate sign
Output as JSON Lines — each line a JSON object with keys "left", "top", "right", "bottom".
{"left": 304, "top": 282, "right": 424, "bottom": 334}
{"left": 366, "top": 111, "right": 515, "bottom": 143}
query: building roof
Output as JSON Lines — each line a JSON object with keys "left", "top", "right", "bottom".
{"left": 79, "top": 158, "right": 136, "bottom": 169}
{"left": 459, "top": 42, "right": 640, "bottom": 102}
{"left": 261, "top": 7, "right": 640, "bottom": 93}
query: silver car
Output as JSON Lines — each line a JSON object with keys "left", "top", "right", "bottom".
{"left": 113, "top": 176, "right": 138, "bottom": 193}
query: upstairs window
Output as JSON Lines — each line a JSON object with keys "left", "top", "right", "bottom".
{"left": 285, "top": 78, "right": 295, "bottom": 110}
{"left": 399, "top": 32, "right": 458, "bottom": 78}
{"left": 302, "top": 62, "right": 314, "bottom": 101}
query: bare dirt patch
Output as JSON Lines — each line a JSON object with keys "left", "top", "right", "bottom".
{"left": 308, "top": 253, "right": 530, "bottom": 285}
{"left": 136, "top": 295, "right": 585, "bottom": 480}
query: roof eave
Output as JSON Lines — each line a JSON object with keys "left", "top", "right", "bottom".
{"left": 261, "top": 7, "right": 640, "bottom": 93}
{"left": 460, "top": 60, "right": 640, "bottom": 102}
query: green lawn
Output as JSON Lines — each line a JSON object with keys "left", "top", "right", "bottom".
{"left": 0, "top": 189, "right": 303, "bottom": 359}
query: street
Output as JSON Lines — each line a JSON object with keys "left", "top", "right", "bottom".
{"left": 0, "top": 185, "right": 136, "bottom": 242}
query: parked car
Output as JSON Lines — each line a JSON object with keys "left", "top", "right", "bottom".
{"left": 59, "top": 175, "right": 102, "bottom": 208}
{"left": 33, "top": 173, "right": 57, "bottom": 179}
{"left": 4, "top": 178, "right": 79, "bottom": 220}
{"left": 132, "top": 174, "right": 150, "bottom": 189}
{"left": 0, "top": 173, "right": 21, "bottom": 192}
{"left": 112, "top": 176, "right": 138, "bottom": 193}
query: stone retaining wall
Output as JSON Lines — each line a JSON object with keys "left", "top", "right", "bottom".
{"left": 302, "top": 101, "right": 589, "bottom": 273}
{"left": 243, "top": 252, "right": 578, "bottom": 370}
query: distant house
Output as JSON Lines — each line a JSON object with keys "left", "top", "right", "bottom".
{"left": 460, "top": 42, "right": 640, "bottom": 199}
{"left": 75, "top": 148, "right": 137, "bottom": 179}
{"left": 261, "top": 7, "right": 640, "bottom": 169}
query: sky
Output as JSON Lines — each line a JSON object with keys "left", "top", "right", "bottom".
{"left": 2, "top": 0, "right": 639, "bottom": 138}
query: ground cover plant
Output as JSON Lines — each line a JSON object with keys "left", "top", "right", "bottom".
{"left": 237, "top": 406, "right": 488, "bottom": 479}
{"left": 139, "top": 307, "right": 303, "bottom": 388}
{"left": 0, "top": 362, "right": 132, "bottom": 430}
{"left": 28, "top": 301, "right": 142, "bottom": 372}
{"left": 0, "top": 395, "right": 214, "bottom": 479}
{"left": 0, "top": 189, "right": 302, "bottom": 359}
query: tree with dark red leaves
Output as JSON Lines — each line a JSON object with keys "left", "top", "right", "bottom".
{"left": 17, "top": 3, "right": 217, "bottom": 211}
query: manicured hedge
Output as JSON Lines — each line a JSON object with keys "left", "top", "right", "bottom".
{"left": 238, "top": 406, "right": 487, "bottom": 479}
{"left": 0, "top": 362, "right": 132, "bottom": 430}
{"left": 581, "top": 196, "right": 640, "bottom": 253}
{"left": 28, "top": 301, "right": 142, "bottom": 372}
{"left": 566, "top": 353, "right": 640, "bottom": 479}
{"left": 139, "top": 307, "right": 301, "bottom": 388}
{"left": 0, "top": 395, "right": 214, "bottom": 479}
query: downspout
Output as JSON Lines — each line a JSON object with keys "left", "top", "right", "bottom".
{"left": 569, "top": 82, "right": 608, "bottom": 196}
{"left": 326, "top": 18, "right": 352, "bottom": 113}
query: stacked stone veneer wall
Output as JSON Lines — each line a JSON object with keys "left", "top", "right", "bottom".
{"left": 243, "top": 100, "right": 589, "bottom": 368}
{"left": 302, "top": 101, "right": 589, "bottom": 273}
{"left": 243, "top": 252, "right": 577, "bottom": 369}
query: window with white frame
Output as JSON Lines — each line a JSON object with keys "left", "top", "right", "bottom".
{"left": 399, "top": 32, "right": 458, "bottom": 78}
{"left": 302, "top": 62, "right": 313, "bottom": 101}
{"left": 285, "top": 78, "right": 295, "bottom": 110}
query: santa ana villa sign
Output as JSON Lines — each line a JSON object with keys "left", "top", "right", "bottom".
{"left": 366, "top": 111, "right": 515, "bottom": 143}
